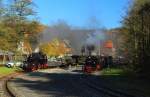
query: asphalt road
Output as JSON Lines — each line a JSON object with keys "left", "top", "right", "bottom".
{"left": 7, "top": 67, "right": 112, "bottom": 97}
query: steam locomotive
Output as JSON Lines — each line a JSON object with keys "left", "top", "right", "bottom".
{"left": 83, "top": 56, "right": 101, "bottom": 73}
{"left": 22, "top": 52, "right": 48, "bottom": 72}
{"left": 83, "top": 56, "right": 113, "bottom": 73}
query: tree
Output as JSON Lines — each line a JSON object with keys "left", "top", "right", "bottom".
{"left": 0, "top": 0, "right": 38, "bottom": 52}
{"left": 39, "top": 39, "right": 71, "bottom": 56}
{"left": 1, "top": 0, "right": 36, "bottom": 40}
{"left": 0, "top": 0, "right": 5, "bottom": 17}
{"left": 0, "top": 23, "right": 18, "bottom": 51}
{"left": 22, "top": 20, "right": 46, "bottom": 50}
{"left": 122, "top": 0, "right": 150, "bottom": 75}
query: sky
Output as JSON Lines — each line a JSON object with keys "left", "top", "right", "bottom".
{"left": 34, "top": 0, "right": 131, "bottom": 29}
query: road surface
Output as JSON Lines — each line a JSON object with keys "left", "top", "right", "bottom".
{"left": 7, "top": 67, "right": 128, "bottom": 97}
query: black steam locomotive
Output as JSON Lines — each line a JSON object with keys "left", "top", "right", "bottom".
{"left": 22, "top": 52, "right": 48, "bottom": 71}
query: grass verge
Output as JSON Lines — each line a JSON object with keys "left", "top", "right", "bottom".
{"left": 0, "top": 66, "right": 22, "bottom": 78}
{"left": 101, "top": 67, "right": 127, "bottom": 75}
{"left": 100, "top": 67, "right": 150, "bottom": 97}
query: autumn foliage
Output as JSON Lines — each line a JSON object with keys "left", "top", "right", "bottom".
{"left": 40, "top": 39, "right": 71, "bottom": 56}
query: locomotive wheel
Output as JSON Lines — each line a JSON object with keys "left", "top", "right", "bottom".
{"left": 31, "top": 67, "right": 34, "bottom": 71}
{"left": 45, "top": 64, "right": 48, "bottom": 68}
{"left": 43, "top": 64, "right": 45, "bottom": 69}
{"left": 84, "top": 66, "right": 92, "bottom": 73}
{"left": 43, "top": 64, "right": 48, "bottom": 69}
{"left": 38, "top": 64, "right": 42, "bottom": 69}
{"left": 31, "top": 65, "right": 36, "bottom": 71}
{"left": 41, "top": 64, "right": 44, "bottom": 69}
{"left": 35, "top": 65, "right": 38, "bottom": 70}
{"left": 96, "top": 64, "right": 101, "bottom": 70}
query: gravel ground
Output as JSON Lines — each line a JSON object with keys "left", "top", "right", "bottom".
{"left": 7, "top": 67, "right": 110, "bottom": 97}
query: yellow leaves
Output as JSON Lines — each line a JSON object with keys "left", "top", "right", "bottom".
{"left": 22, "top": 21, "right": 46, "bottom": 38}
{"left": 40, "top": 39, "right": 71, "bottom": 56}
{"left": 36, "top": 24, "right": 46, "bottom": 34}
{"left": 29, "top": 23, "right": 46, "bottom": 35}
{"left": 0, "top": 24, "right": 18, "bottom": 51}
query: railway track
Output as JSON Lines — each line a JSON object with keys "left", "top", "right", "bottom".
{"left": 0, "top": 73, "right": 22, "bottom": 97}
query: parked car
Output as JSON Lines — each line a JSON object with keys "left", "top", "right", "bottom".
{"left": 15, "top": 62, "right": 23, "bottom": 67}
{"left": 5, "top": 62, "right": 14, "bottom": 68}
{"left": 5, "top": 61, "right": 23, "bottom": 68}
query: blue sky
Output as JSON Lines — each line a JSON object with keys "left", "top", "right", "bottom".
{"left": 34, "top": 0, "right": 131, "bottom": 29}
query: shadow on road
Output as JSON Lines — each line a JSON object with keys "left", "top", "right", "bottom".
{"left": 71, "top": 70, "right": 83, "bottom": 73}
{"left": 9, "top": 70, "right": 150, "bottom": 97}
{"left": 10, "top": 71, "right": 97, "bottom": 97}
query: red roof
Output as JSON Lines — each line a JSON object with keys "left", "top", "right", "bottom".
{"left": 104, "top": 40, "right": 113, "bottom": 48}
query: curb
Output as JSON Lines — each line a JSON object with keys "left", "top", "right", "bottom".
{"left": 5, "top": 73, "right": 25, "bottom": 97}
{"left": 6, "top": 80, "right": 16, "bottom": 97}
{"left": 7, "top": 79, "right": 26, "bottom": 97}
